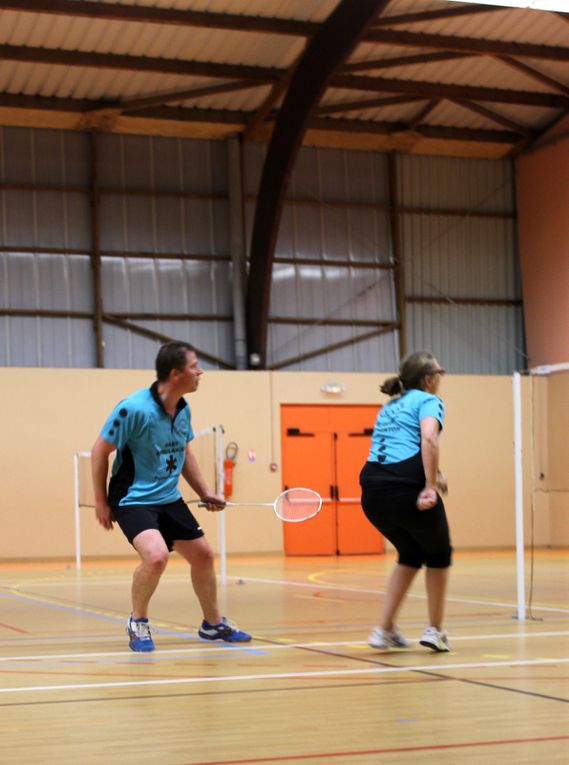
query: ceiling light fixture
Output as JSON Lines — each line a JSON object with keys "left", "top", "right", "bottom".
{"left": 321, "top": 382, "right": 345, "bottom": 395}
{"left": 444, "top": 0, "right": 569, "bottom": 11}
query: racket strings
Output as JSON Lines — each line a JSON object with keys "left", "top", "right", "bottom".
{"left": 274, "top": 488, "right": 322, "bottom": 522}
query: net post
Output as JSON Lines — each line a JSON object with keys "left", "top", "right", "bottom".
{"left": 513, "top": 371, "right": 526, "bottom": 620}
{"left": 216, "top": 425, "right": 228, "bottom": 587}
{"left": 73, "top": 452, "right": 82, "bottom": 571}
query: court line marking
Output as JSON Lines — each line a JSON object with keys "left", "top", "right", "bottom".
{"left": 177, "top": 735, "right": 569, "bottom": 765}
{"left": 0, "top": 630, "right": 568, "bottom": 664}
{"left": 5, "top": 575, "right": 569, "bottom": 619}
{"left": 1, "top": 656, "right": 569, "bottom": 695}
{"left": 0, "top": 591, "right": 202, "bottom": 638}
{"left": 0, "top": 622, "right": 28, "bottom": 634}
{"left": 232, "top": 575, "right": 569, "bottom": 614}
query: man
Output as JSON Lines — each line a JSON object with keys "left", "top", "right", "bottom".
{"left": 91, "top": 340, "right": 251, "bottom": 652}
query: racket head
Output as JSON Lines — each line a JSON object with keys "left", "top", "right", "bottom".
{"left": 273, "top": 487, "right": 322, "bottom": 522}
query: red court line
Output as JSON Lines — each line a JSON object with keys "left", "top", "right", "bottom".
{"left": 0, "top": 623, "right": 29, "bottom": 634}
{"left": 179, "top": 735, "right": 569, "bottom": 765}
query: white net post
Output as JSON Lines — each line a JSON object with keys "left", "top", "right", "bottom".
{"left": 512, "top": 372, "right": 526, "bottom": 620}
{"left": 193, "top": 425, "right": 227, "bottom": 586}
{"left": 514, "top": 361, "right": 569, "bottom": 620}
{"left": 216, "top": 426, "right": 228, "bottom": 587}
{"left": 73, "top": 451, "right": 91, "bottom": 571}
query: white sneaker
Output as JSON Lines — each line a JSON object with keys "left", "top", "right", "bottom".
{"left": 368, "top": 626, "right": 410, "bottom": 649}
{"left": 420, "top": 625, "right": 450, "bottom": 652}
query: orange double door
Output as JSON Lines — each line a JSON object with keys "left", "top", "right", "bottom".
{"left": 281, "top": 404, "right": 384, "bottom": 556}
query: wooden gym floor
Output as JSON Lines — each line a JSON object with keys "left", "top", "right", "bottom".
{"left": 0, "top": 550, "right": 568, "bottom": 765}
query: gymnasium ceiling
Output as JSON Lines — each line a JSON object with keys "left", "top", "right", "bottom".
{"left": 0, "top": 0, "right": 568, "bottom": 159}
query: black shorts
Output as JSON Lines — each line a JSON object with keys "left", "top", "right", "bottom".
{"left": 361, "top": 487, "right": 452, "bottom": 569}
{"left": 112, "top": 499, "right": 205, "bottom": 552}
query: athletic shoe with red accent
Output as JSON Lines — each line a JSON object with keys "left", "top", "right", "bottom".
{"left": 198, "top": 617, "right": 251, "bottom": 642}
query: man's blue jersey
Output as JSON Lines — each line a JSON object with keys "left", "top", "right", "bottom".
{"left": 100, "top": 382, "right": 194, "bottom": 506}
{"left": 368, "top": 389, "right": 444, "bottom": 465}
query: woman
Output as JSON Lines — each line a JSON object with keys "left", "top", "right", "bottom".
{"left": 360, "top": 351, "right": 452, "bottom": 652}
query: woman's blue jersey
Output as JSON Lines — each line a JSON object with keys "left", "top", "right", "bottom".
{"left": 368, "top": 389, "right": 444, "bottom": 465}
{"left": 100, "top": 382, "right": 194, "bottom": 506}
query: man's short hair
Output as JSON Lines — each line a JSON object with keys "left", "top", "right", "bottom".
{"left": 155, "top": 341, "right": 195, "bottom": 381}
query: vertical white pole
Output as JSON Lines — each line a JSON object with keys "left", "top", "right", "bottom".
{"left": 513, "top": 372, "right": 526, "bottom": 620}
{"left": 73, "top": 453, "right": 82, "bottom": 571}
{"left": 216, "top": 426, "right": 227, "bottom": 587}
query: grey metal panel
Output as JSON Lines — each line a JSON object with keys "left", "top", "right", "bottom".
{"left": 1, "top": 191, "right": 37, "bottom": 246}
{"left": 244, "top": 143, "right": 397, "bottom": 371}
{"left": 0, "top": 315, "right": 95, "bottom": 367}
{"left": 0, "top": 128, "right": 525, "bottom": 375}
{"left": 269, "top": 321, "right": 398, "bottom": 372}
{"left": 0, "top": 129, "right": 232, "bottom": 369}
{"left": 1, "top": 248, "right": 92, "bottom": 366}
{"left": 100, "top": 256, "right": 233, "bottom": 369}
{"left": 100, "top": 258, "right": 233, "bottom": 315}
{"left": 96, "top": 134, "right": 228, "bottom": 195}
{"left": 245, "top": 197, "right": 392, "bottom": 267}
{"left": 64, "top": 193, "right": 92, "bottom": 250}
{"left": 2, "top": 251, "right": 89, "bottom": 308}
{"left": 402, "top": 214, "right": 518, "bottom": 299}
{"left": 246, "top": 143, "right": 390, "bottom": 207}
{"left": 0, "top": 126, "right": 90, "bottom": 185}
{"left": 0, "top": 127, "right": 35, "bottom": 183}
{"left": 268, "top": 261, "right": 394, "bottom": 324}
{"left": 99, "top": 193, "right": 229, "bottom": 255}
{"left": 1, "top": 191, "right": 90, "bottom": 249}
{"left": 0, "top": 130, "right": 91, "bottom": 254}
{"left": 93, "top": 134, "right": 233, "bottom": 370}
{"left": 269, "top": 262, "right": 397, "bottom": 370}
{"left": 398, "top": 154, "right": 515, "bottom": 214}
{"left": 406, "top": 303, "right": 526, "bottom": 375}
{"left": 398, "top": 154, "right": 523, "bottom": 374}
{"left": 102, "top": 323, "right": 159, "bottom": 371}
{"left": 102, "top": 318, "right": 233, "bottom": 371}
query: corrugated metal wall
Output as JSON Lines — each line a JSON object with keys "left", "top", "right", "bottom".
{"left": 96, "top": 133, "right": 232, "bottom": 369}
{"left": 0, "top": 126, "right": 525, "bottom": 373}
{"left": 244, "top": 143, "right": 399, "bottom": 372}
{"left": 0, "top": 127, "right": 233, "bottom": 369}
{"left": 0, "top": 129, "right": 94, "bottom": 367}
{"left": 398, "top": 155, "right": 525, "bottom": 374}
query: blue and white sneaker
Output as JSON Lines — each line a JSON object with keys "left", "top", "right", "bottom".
{"left": 198, "top": 617, "right": 252, "bottom": 643}
{"left": 127, "top": 615, "right": 155, "bottom": 652}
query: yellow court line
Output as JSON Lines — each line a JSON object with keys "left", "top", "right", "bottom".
{"left": 5, "top": 587, "right": 191, "bottom": 632}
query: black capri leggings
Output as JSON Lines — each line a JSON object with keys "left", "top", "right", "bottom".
{"left": 361, "top": 488, "right": 452, "bottom": 569}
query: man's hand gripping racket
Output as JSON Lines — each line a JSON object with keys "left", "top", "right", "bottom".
{"left": 187, "top": 487, "right": 322, "bottom": 523}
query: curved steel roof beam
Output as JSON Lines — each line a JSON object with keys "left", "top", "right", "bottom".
{"left": 245, "top": 0, "right": 391, "bottom": 368}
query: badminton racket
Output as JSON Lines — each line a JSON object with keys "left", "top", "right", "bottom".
{"left": 187, "top": 487, "right": 322, "bottom": 523}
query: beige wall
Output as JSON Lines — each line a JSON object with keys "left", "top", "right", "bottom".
{"left": 531, "top": 373, "right": 569, "bottom": 546}
{"left": 516, "top": 118, "right": 569, "bottom": 368}
{"left": 1, "top": 367, "right": 563, "bottom": 561}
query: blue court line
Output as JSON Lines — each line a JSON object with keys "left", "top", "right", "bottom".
{"left": 0, "top": 591, "right": 261, "bottom": 646}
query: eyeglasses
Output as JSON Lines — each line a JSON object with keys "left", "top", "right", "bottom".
{"left": 430, "top": 369, "right": 446, "bottom": 376}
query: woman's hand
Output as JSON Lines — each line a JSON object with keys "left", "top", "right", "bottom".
{"left": 417, "top": 487, "right": 437, "bottom": 511}
{"left": 436, "top": 470, "right": 448, "bottom": 496}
